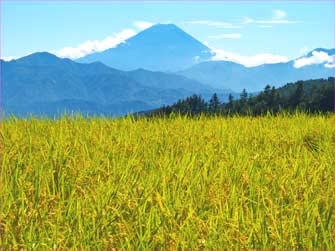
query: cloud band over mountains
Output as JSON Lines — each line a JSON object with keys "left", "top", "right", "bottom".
{"left": 52, "top": 21, "right": 154, "bottom": 60}
{"left": 53, "top": 29, "right": 137, "bottom": 59}
{"left": 210, "top": 47, "right": 289, "bottom": 67}
{"left": 294, "top": 51, "right": 335, "bottom": 68}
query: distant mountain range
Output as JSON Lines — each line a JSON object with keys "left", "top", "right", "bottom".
{"left": 77, "top": 24, "right": 333, "bottom": 92}
{"left": 177, "top": 50, "right": 334, "bottom": 92}
{"left": 1, "top": 23, "right": 333, "bottom": 118}
{"left": 1, "top": 52, "right": 232, "bottom": 118}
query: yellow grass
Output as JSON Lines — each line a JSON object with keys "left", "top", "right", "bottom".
{"left": 0, "top": 112, "right": 334, "bottom": 250}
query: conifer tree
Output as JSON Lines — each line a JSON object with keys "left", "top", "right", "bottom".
{"left": 209, "top": 93, "right": 220, "bottom": 114}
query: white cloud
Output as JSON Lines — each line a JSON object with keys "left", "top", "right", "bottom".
{"left": 187, "top": 20, "right": 242, "bottom": 29}
{"left": 210, "top": 47, "right": 289, "bottom": 67}
{"left": 53, "top": 29, "right": 137, "bottom": 59}
{"left": 133, "top": 21, "right": 154, "bottom": 30}
{"left": 202, "top": 41, "right": 209, "bottom": 47}
{"left": 249, "top": 19, "right": 297, "bottom": 24}
{"left": 209, "top": 33, "right": 242, "bottom": 39}
{"left": 193, "top": 56, "right": 200, "bottom": 63}
{"left": 242, "top": 17, "right": 255, "bottom": 24}
{"left": 294, "top": 51, "right": 334, "bottom": 68}
{"left": 273, "top": 10, "right": 287, "bottom": 20}
{"left": 299, "top": 46, "right": 310, "bottom": 56}
{"left": 1, "top": 56, "right": 19, "bottom": 61}
{"left": 243, "top": 11, "right": 298, "bottom": 25}
{"left": 325, "top": 63, "right": 335, "bottom": 68}
{"left": 256, "top": 20, "right": 298, "bottom": 24}
{"left": 258, "top": 25, "right": 272, "bottom": 28}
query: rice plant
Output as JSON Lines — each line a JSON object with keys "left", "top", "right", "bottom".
{"left": 0, "top": 112, "right": 333, "bottom": 250}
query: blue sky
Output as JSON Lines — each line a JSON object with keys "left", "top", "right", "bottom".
{"left": 1, "top": 1, "right": 334, "bottom": 66}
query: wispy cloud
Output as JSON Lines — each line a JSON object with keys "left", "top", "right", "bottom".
{"left": 202, "top": 41, "right": 210, "bottom": 47}
{"left": 133, "top": 21, "right": 154, "bottom": 30}
{"left": 243, "top": 10, "right": 299, "bottom": 26}
{"left": 243, "top": 17, "right": 298, "bottom": 24}
{"left": 299, "top": 46, "right": 310, "bottom": 56}
{"left": 210, "top": 46, "right": 289, "bottom": 67}
{"left": 294, "top": 51, "right": 334, "bottom": 68}
{"left": 242, "top": 17, "right": 254, "bottom": 24}
{"left": 273, "top": 9, "right": 287, "bottom": 20}
{"left": 258, "top": 20, "right": 298, "bottom": 24}
{"left": 209, "top": 33, "right": 242, "bottom": 39}
{"left": 53, "top": 29, "right": 136, "bottom": 59}
{"left": 258, "top": 25, "right": 272, "bottom": 28}
{"left": 186, "top": 20, "right": 242, "bottom": 29}
{"left": 325, "top": 63, "right": 335, "bottom": 68}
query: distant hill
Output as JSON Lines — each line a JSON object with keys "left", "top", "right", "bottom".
{"left": 176, "top": 61, "right": 247, "bottom": 90}
{"left": 126, "top": 68, "right": 221, "bottom": 92}
{"left": 76, "top": 23, "right": 213, "bottom": 72}
{"left": 276, "top": 77, "right": 334, "bottom": 99}
{"left": 2, "top": 52, "right": 231, "bottom": 118}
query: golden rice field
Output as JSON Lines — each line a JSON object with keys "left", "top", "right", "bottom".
{"left": 0, "top": 112, "right": 334, "bottom": 250}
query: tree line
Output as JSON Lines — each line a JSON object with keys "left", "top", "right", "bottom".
{"left": 146, "top": 77, "right": 334, "bottom": 117}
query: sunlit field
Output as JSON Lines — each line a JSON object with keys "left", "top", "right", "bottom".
{"left": 0, "top": 113, "right": 334, "bottom": 250}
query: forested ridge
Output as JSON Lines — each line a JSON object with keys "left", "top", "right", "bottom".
{"left": 142, "top": 77, "right": 334, "bottom": 117}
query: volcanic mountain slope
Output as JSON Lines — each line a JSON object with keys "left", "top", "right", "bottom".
{"left": 76, "top": 23, "right": 214, "bottom": 72}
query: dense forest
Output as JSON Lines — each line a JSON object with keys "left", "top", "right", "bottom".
{"left": 139, "top": 77, "right": 334, "bottom": 117}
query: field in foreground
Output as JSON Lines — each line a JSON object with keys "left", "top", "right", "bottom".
{"left": 0, "top": 113, "right": 334, "bottom": 250}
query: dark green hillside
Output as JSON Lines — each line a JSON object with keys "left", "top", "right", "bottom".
{"left": 140, "top": 77, "right": 334, "bottom": 117}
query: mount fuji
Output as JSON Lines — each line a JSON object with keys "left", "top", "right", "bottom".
{"left": 76, "top": 23, "right": 214, "bottom": 72}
